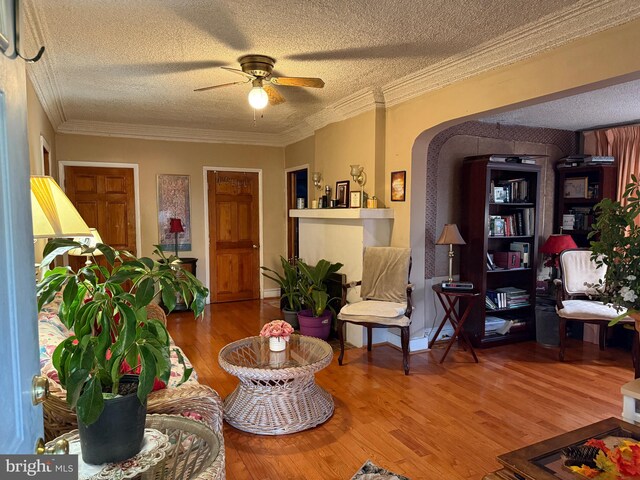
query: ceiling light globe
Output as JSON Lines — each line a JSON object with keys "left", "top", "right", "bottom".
{"left": 248, "top": 87, "right": 269, "bottom": 110}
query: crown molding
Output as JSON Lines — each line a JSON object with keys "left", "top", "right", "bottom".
{"left": 23, "top": 0, "right": 66, "bottom": 128}
{"left": 382, "top": 0, "right": 640, "bottom": 107}
{"left": 57, "top": 120, "right": 286, "bottom": 147}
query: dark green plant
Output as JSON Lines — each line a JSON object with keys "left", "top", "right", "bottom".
{"left": 297, "top": 259, "right": 343, "bottom": 317}
{"left": 589, "top": 175, "right": 640, "bottom": 322}
{"left": 36, "top": 238, "right": 209, "bottom": 425}
{"left": 260, "top": 257, "right": 301, "bottom": 312}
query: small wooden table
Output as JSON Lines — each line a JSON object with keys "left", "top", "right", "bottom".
{"left": 429, "top": 284, "right": 480, "bottom": 363}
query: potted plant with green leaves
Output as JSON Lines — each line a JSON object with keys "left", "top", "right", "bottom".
{"left": 590, "top": 175, "right": 640, "bottom": 328}
{"left": 36, "top": 238, "right": 208, "bottom": 465}
{"left": 296, "top": 259, "right": 343, "bottom": 339}
{"left": 261, "top": 256, "right": 301, "bottom": 328}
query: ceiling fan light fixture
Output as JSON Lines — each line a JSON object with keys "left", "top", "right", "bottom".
{"left": 248, "top": 86, "right": 269, "bottom": 110}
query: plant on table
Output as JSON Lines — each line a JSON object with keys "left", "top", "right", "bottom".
{"left": 36, "top": 238, "right": 209, "bottom": 426}
{"left": 589, "top": 175, "right": 640, "bottom": 323}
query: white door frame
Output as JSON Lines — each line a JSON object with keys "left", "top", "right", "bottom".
{"left": 203, "top": 166, "right": 264, "bottom": 304}
{"left": 58, "top": 161, "right": 142, "bottom": 255}
{"left": 39, "top": 134, "right": 52, "bottom": 176}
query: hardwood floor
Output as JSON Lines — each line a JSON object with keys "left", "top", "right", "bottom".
{"left": 168, "top": 300, "right": 635, "bottom": 480}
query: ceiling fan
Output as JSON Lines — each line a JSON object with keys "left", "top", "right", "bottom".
{"left": 194, "top": 54, "right": 324, "bottom": 109}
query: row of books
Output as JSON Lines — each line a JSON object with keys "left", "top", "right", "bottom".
{"left": 485, "top": 316, "right": 527, "bottom": 336}
{"left": 563, "top": 207, "right": 593, "bottom": 231}
{"left": 558, "top": 155, "right": 615, "bottom": 168}
{"left": 486, "top": 287, "right": 530, "bottom": 310}
{"left": 490, "top": 178, "right": 531, "bottom": 203}
{"left": 488, "top": 208, "right": 535, "bottom": 237}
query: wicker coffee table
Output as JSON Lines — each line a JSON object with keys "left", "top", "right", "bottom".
{"left": 218, "top": 334, "right": 334, "bottom": 435}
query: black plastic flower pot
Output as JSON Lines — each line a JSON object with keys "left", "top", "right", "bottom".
{"left": 77, "top": 375, "right": 147, "bottom": 465}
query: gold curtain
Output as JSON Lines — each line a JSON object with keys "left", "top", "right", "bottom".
{"left": 592, "top": 125, "right": 640, "bottom": 205}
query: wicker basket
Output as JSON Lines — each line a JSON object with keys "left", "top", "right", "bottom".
{"left": 143, "top": 414, "right": 225, "bottom": 480}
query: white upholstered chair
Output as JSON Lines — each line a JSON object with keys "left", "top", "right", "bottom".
{"left": 556, "top": 248, "right": 633, "bottom": 361}
{"left": 337, "top": 247, "right": 412, "bottom": 374}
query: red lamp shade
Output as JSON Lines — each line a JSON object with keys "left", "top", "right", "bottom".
{"left": 540, "top": 234, "right": 577, "bottom": 255}
{"left": 169, "top": 218, "right": 184, "bottom": 233}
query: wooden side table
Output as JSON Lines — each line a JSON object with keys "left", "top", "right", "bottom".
{"left": 429, "top": 285, "right": 480, "bottom": 363}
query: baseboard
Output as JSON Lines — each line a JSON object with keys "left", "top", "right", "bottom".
{"left": 384, "top": 332, "right": 430, "bottom": 352}
{"left": 263, "top": 288, "right": 280, "bottom": 299}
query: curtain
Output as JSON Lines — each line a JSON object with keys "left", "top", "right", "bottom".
{"left": 592, "top": 125, "right": 640, "bottom": 204}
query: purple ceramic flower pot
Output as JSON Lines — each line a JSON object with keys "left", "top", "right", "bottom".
{"left": 297, "top": 309, "right": 332, "bottom": 340}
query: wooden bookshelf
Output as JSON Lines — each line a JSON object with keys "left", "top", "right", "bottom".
{"left": 554, "top": 164, "right": 617, "bottom": 247}
{"left": 459, "top": 155, "right": 541, "bottom": 347}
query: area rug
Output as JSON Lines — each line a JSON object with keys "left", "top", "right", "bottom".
{"left": 351, "top": 460, "right": 410, "bottom": 480}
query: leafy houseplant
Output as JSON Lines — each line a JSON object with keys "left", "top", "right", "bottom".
{"left": 261, "top": 256, "right": 301, "bottom": 328}
{"left": 36, "top": 238, "right": 208, "bottom": 463}
{"left": 590, "top": 175, "right": 640, "bottom": 323}
{"left": 296, "top": 259, "right": 343, "bottom": 339}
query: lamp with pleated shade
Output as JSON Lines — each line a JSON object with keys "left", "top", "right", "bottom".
{"left": 31, "top": 176, "right": 91, "bottom": 238}
{"left": 169, "top": 218, "right": 184, "bottom": 257}
{"left": 436, "top": 224, "right": 466, "bottom": 283}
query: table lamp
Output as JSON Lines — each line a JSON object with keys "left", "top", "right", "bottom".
{"left": 68, "top": 228, "right": 104, "bottom": 266}
{"left": 436, "top": 224, "right": 466, "bottom": 283}
{"left": 31, "top": 176, "right": 91, "bottom": 238}
{"left": 540, "top": 234, "right": 577, "bottom": 276}
{"left": 169, "top": 218, "right": 184, "bottom": 257}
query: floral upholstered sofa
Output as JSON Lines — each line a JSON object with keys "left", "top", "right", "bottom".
{"left": 38, "top": 294, "right": 224, "bottom": 443}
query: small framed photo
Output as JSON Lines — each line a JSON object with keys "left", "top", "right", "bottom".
{"left": 350, "top": 190, "right": 362, "bottom": 208}
{"left": 335, "top": 180, "right": 350, "bottom": 207}
{"left": 564, "top": 177, "right": 588, "bottom": 198}
{"left": 493, "top": 186, "right": 507, "bottom": 203}
{"left": 391, "top": 170, "right": 406, "bottom": 202}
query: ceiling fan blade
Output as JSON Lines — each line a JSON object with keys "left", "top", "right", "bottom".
{"left": 194, "top": 80, "right": 248, "bottom": 92}
{"left": 221, "top": 66, "right": 255, "bottom": 79}
{"left": 270, "top": 76, "right": 324, "bottom": 88}
{"left": 264, "top": 85, "right": 286, "bottom": 105}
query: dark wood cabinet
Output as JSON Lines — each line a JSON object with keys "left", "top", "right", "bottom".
{"left": 554, "top": 164, "right": 617, "bottom": 246}
{"left": 459, "top": 156, "right": 541, "bottom": 347}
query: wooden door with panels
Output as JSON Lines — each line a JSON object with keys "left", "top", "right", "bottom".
{"left": 207, "top": 170, "right": 260, "bottom": 303}
{"left": 64, "top": 166, "right": 136, "bottom": 271}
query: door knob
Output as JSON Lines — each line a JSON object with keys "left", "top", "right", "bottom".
{"left": 36, "top": 437, "right": 69, "bottom": 455}
{"left": 252, "top": 244, "right": 259, "bottom": 249}
{"left": 32, "top": 375, "right": 49, "bottom": 405}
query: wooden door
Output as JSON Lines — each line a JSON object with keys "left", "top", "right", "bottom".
{"left": 208, "top": 171, "right": 260, "bottom": 302}
{"left": 64, "top": 166, "right": 137, "bottom": 269}
{"left": 287, "top": 171, "right": 297, "bottom": 259}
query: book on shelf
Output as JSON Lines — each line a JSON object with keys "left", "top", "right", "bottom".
{"left": 568, "top": 207, "right": 593, "bottom": 231}
{"left": 509, "top": 242, "right": 530, "bottom": 268}
{"left": 494, "top": 178, "right": 530, "bottom": 203}
{"left": 562, "top": 214, "right": 575, "bottom": 231}
{"left": 495, "top": 286, "right": 530, "bottom": 308}
{"left": 488, "top": 208, "right": 535, "bottom": 237}
{"left": 486, "top": 252, "right": 496, "bottom": 270}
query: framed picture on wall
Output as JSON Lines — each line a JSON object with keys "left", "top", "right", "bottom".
{"left": 391, "top": 170, "right": 406, "bottom": 202}
{"left": 350, "top": 190, "right": 362, "bottom": 208}
{"left": 336, "top": 180, "right": 350, "bottom": 207}
{"left": 564, "top": 177, "right": 588, "bottom": 198}
{"left": 157, "top": 174, "right": 192, "bottom": 253}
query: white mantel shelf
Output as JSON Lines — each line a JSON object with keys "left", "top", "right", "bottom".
{"left": 289, "top": 208, "right": 394, "bottom": 219}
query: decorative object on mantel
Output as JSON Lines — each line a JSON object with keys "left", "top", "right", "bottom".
{"left": 350, "top": 164, "right": 367, "bottom": 188}
{"left": 260, "top": 320, "right": 294, "bottom": 351}
{"left": 350, "top": 191, "right": 362, "bottom": 208}
{"left": 169, "top": 218, "right": 184, "bottom": 258}
{"left": 351, "top": 460, "right": 410, "bottom": 480}
{"left": 157, "top": 174, "right": 191, "bottom": 254}
{"left": 312, "top": 171, "right": 323, "bottom": 189}
{"left": 590, "top": 175, "right": 640, "bottom": 328}
{"left": 391, "top": 170, "right": 406, "bottom": 201}
{"left": 68, "top": 228, "right": 104, "bottom": 266}
{"left": 336, "top": 181, "right": 350, "bottom": 207}
{"left": 436, "top": 223, "right": 466, "bottom": 284}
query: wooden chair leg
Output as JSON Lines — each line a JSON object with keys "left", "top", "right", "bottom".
{"left": 401, "top": 326, "right": 410, "bottom": 375}
{"left": 559, "top": 318, "right": 567, "bottom": 362}
{"left": 337, "top": 319, "right": 345, "bottom": 366}
{"left": 633, "top": 329, "right": 640, "bottom": 379}
{"left": 599, "top": 324, "right": 607, "bottom": 351}
{"left": 367, "top": 326, "right": 372, "bottom": 351}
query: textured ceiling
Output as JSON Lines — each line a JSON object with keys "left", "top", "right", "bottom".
{"left": 26, "top": 0, "right": 584, "bottom": 135}
{"left": 479, "top": 79, "right": 640, "bottom": 131}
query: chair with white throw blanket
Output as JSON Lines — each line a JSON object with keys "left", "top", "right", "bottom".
{"left": 337, "top": 247, "right": 412, "bottom": 374}
{"left": 555, "top": 248, "right": 633, "bottom": 361}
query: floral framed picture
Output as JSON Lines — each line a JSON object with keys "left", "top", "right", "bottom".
{"left": 336, "top": 180, "right": 350, "bottom": 207}
{"left": 157, "top": 174, "right": 191, "bottom": 252}
{"left": 391, "top": 170, "right": 406, "bottom": 202}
